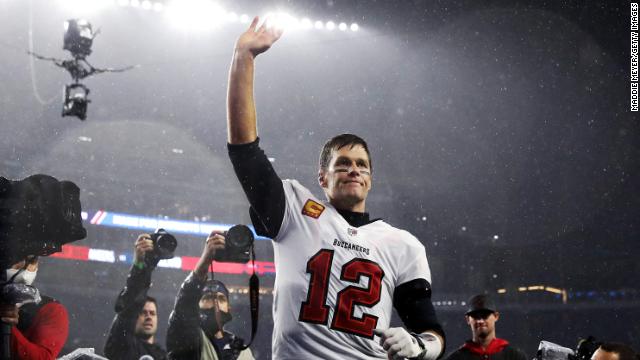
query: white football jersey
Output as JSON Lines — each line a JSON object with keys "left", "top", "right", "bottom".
{"left": 270, "top": 179, "right": 432, "bottom": 360}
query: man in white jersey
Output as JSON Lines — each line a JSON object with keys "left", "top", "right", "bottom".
{"left": 225, "top": 17, "right": 446, "bottom": 360}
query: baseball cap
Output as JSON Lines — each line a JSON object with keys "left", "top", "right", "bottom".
{"left": 466, "top": 294, "right": 496, "bottom": 316}
{"left": 202, "top": 279, "right": 230, "bottom": 299}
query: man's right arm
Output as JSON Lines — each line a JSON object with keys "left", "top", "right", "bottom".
{"left": 226, "top": 16, "right": 282, "bottom": 145}
{"left": 166, "top": 231, "right": 224, "bottom": 359}
{"left": 226, "top": 17, "right": 285, "bottom": 238}
{"left": 104, "top": 235, "right": 155, "bottom": 359}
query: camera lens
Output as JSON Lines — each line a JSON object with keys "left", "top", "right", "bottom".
{"left": 226, "top": 225, "right": 254, "bottom": 248}
{"left": 156, "top": 233, "right": 177, "bottom": 253}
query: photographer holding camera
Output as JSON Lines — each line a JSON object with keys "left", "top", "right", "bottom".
{"left": 166, "top": 230, "right": 254, "bottom": 360}
{"left": 104, "top": 233, "right": 173, "bottom": 360}
{"left": 0, "top": 256, "right": 69, "bottom": 360}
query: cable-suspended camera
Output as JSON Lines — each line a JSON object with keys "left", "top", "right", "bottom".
{"left": 29, "top": 19, "right": 136, "bottom": 120}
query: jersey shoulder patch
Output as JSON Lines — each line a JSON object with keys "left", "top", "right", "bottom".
{"left": 302, "top": 199, "right": 325, "bottom": 219}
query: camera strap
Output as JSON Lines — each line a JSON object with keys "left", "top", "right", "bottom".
{"left": 208, "top": 247, "right": 259, "bottom": 351}
{"left": 239, "top": 247, "right": 259, "bottom": 350}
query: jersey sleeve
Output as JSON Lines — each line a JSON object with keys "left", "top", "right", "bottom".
{"left": 272, "top": 179, "right": 318, "bottom": 243}
{"left": 396, "top": 232, "right": 432, "bottom": 286}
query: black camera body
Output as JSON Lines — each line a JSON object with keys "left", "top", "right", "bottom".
{"left": 147, "top": 228, "right": 177, "bottom": 264}
{"left": 214, "top": 225, "right": 254, "bottom": 263}
{"left": 536, "top": 337, "right": 600, "bottom": 360}
{"left": 0, "top": 174, "right": 86, "bottom": 269}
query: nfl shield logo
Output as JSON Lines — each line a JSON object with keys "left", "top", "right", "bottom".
{"left": 348, "top": 228, "right": 357, "bottom": 236}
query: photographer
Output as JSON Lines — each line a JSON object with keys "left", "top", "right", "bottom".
{"left": 166, "top": 231, "right": 253, "bottom": 360}
{"left": 0, "top": 256, "right": 69, "bottom": 359}
{"left": 592, "top": 343, "right": 639, "bottom": 360}
{"left": 104, "top": 234, "right": 167, "bottom": 360}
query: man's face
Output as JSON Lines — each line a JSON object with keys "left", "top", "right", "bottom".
{"left": 134, "top": 301, "right": 158, "bottom": 339}
{"left": 466, "top": 311, "right": 499, "bottom": 339}
{"left": 319, "top": 145, "right": 372, "bottom": 210}
{"left": 199, "top": 292, "right": 229, "bottom": 313}
{"left": 592, "top": 349, "right": 620, "bottom": 360}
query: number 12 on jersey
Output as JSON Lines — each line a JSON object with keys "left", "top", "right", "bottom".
{"left": 298, "top": 249, "right": 385, "bottom": 339}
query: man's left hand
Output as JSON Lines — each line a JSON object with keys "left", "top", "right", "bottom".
{"left": 0, "top": 303, "right": 19, "bottom": 326}
{"left": 374, "top": 327, "right": 421, "bottom": 360}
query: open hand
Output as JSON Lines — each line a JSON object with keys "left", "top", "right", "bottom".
{"left": 0, "top": 303, "right": 19, "bottom": 326}
{"left": 235, "top": 16, "right": 283, "bottom": 58}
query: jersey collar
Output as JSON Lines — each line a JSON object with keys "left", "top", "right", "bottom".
{"left": 336, "top": 208, "right": 379, "bottom": 227}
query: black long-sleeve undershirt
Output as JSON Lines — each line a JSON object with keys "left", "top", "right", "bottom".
{"left": 227, "top": 138, "right": 285, "bottom": 239}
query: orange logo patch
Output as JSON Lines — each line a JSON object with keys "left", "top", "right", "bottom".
{"left": 302, "top": 199, "right": 325, "bottom": 219}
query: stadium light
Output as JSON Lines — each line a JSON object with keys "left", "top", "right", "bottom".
{"left": 165, "top": 0, "right": 226, "bottom": 31}
{"left": 56, "top": 1, "right": 363, "bottom": 33}
{"left": 57, "top": 0, "right": 114, "bottom": 14}
{"left": 300, "top": 18, "right": 312, "bottom": 30}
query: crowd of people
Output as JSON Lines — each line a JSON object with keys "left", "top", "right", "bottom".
{"left": 1, "top": 15, "right": 638, "bottom": 360}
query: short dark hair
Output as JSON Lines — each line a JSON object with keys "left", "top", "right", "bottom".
{"left": 145, "top": 296, "right": 158, "bottom": 310}
{"left": 319, "top": 134, "right": 372, "bottom": 172}
{"left": 599, "top": 343, "right": 638, "bottom": 360}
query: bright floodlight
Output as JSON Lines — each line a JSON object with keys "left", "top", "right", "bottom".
{"left": 117, "top": 0, "right": 128, "bottom": 6}
{"left": 314, "top": 20, "right": 323, "bottom": 29}
{"left": 350, "top": 23, "right": 359, "bottom": 31}
{"left": 338, "top": 22, "right": 347, "bottom": 31}
{"left": 326, "top": 21, "right": 335, "bottom": 30}
{"left": 300, "top": 18, "right": 312, "bottom": 29}
{"left": 141, "top": 0, "right": 152, "bottom": 10}
{"left": 58, "top": 0, "right": 114, "bottom": 14}
{"left": 227, "top": 12, "right": 238, "bottom": 22}
{"left": 240, "top": 14, "right": 250, "bottom": 23}
{"left": 130, "top": 0, "right": 140, "bottom": 7}
{"left": 153, "top": 2, "right": 163, "bottom": 11}
{"left": 269, "top": 12, "right": 299, "bottom": 31}
{"left": 166, "top": 0, "right": 227, "bottom": 31}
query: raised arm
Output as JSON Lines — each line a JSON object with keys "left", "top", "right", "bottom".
{"left": 227, "top": 16, "right": 282, "bottom": 144}
{"left": 104, "top": 234, "right": 155, "bottom": 359}
{"left": 226, "top": 17, "right": 285, "bottom": 239}
{"left": 166, "top": 232, "right": 224, "bottom": 359}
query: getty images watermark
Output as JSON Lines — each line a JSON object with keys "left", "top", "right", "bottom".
{"left": 632, "top": 2, "right": 639, "bottom": 111}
